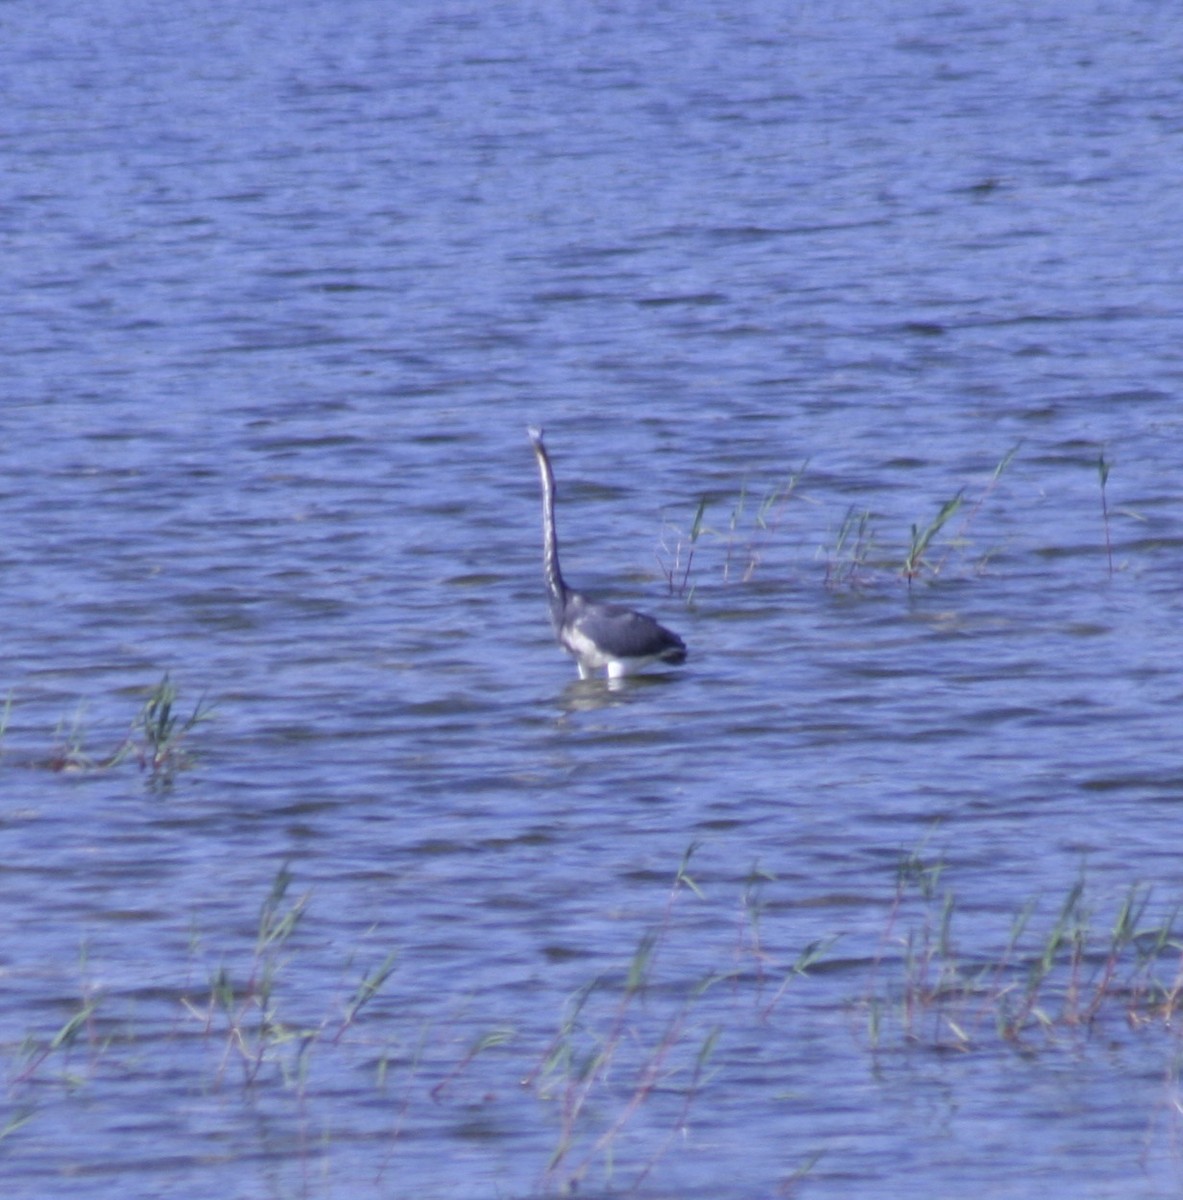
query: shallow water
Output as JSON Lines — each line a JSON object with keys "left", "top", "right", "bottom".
{"left": 4, "top": 2, "right": 1183, "bottom": 1197}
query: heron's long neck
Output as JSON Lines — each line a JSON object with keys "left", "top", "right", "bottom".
{"left": 534, "top": 446, "right": 569, "bottom": 624}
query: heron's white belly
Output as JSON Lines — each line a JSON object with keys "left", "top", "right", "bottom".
{"left": 562, "top": 626, "right": 656, "bottom": 677}
{"left": 562, "top": 625, "right": 614, "bottom": 668}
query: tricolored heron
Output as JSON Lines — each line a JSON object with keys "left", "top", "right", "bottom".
{"left": 527, "top": 426, "right": 687, "bottom": 680}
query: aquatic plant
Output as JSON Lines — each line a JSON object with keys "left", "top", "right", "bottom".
{"left": 936, "top": 440, "right": 1021, "bottom": 577}
{"left": 721, "top": 464, "right": 809, "bottom": 586}
{"left": 660, "top": 444, "right": 1025, "bottom": 597}
{"left": 334, "top": 948, "right": 400, "bottom": 1045}
{"left": 659, "top": 461, "right": 810, "bottom": 600}
{"left": 8, "top": 941, "right": 106, "bottom": 1112}
{"left": 865, "top": 842, "right": 1183, "bottom": 1051}
{"left": 47, "top": 702, "right": 95, "bottom": 773}
{"left": 7, "top": 850, "right": 1183, "bottom": 1196}
{"left": 12, "top": 993, "right": 101, "bottom": 1088}
{"left": 527, "top": 842, "right": 721, "bottom": 1194}
{"left": 185, "top": 862, "right": 319, "bottom": 1086}
{"left": 0, "top": 691, "right": 11, "bottom": 751}
{"left": 901, "top": 491, "right": 964, "bottom": 585}
{"left": 119, "top": 672, "right": 213, "bottom": 783}
{"left": 22, "top": 674, "right": 212, "bottom": 782}
{"left": 822, "top": 504, "right": 876, "bottom": 590}
{"left": 1097, "top": 451, "right": 1114, "bottom": 577}
{"left": 659, "top": 495, "right": 708, "bottom": 602}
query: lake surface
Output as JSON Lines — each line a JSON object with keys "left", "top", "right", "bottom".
{"left": 4, "top": 2, "right": 1183, "bottom": 1196}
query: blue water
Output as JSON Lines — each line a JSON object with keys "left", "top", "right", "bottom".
{"left": 3, "top": 2, "right": 1183, "bottom": 1197}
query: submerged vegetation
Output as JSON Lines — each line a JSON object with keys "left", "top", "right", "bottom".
{"left": 6, "top": 847, "right": 1183, "bottom": 1195}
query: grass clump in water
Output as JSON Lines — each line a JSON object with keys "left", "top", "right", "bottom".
{"left": 4, "top": 673, "right": 214, "bottom": 784}
{"left": 117, "top": 673, "right": 213, "bottom": 784}
{"left": 527, "top": 843, "right": 722, "bottom": 1194}
{"left": 660, "top": 462, "right": 810, "bottom": 600}
{"left": 866, "top": 842, "right": 1183, "bottom": 1052}
{"left": 901, "top": 491, "right": 964, "bottom": 585}
{"left": 8, "top": 850, "right": 1183, "bottom": 1195}
{"left": 660, "top": 443, "right": 1023, "bottom": 597}
{"left": 186, "top": 862, "right": 325, "bottom": 1088}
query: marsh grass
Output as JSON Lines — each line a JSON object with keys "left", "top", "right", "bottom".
{"left": 335, "top": 948, "right": 400, "bottom": 1045}
{"left": 13, "top": 996, "right": 102, "bottom": 1087}
{"left": 22, "top": 674, "right": 212, "bottom": 783}
{"left": 901, "top": 492, "right": 965, "bottom": 585}
{"left": 6, "top": 852, "right": 1183, "bottom": 1195}
{"left": 47, "top": 703, "right": 95, "bottom": 773}
{"left": 10, "top": 944, "right": 106, "bottom": 1096}
{"left": 528, "top": 843, "right": 721, "bottom": 1193}
{"left": 867, "top": 843, "right": 1183, "bottom": 1051}
{"left": 822, "top": 505, "right": 876, "bottom": 590}
{"left": 720, "top": 464, "right": 809, "bottom": 586}
{"left": 660, "top": 463, "right": 809, "bottom": 600}
{"left": 722, "top": 859, "right": 837, "bottom": 1022}
{"left": 899, "top": 443, "right": 1021, "bottom": 585}
{"left": 662, "top": 445, "right": 1021, "bottom": 597}
{"left": 1098, "top": 452, "right": 1114, "bottom": 577}
{"left": 659, "top": 495, "right": 708, "bottom": 601}
{"left": 118, "top": 673, "right": 213, "bottom": 783}
{"left": 528, "top": 844, "right": 836, "bottom": 1195}
{"left": 185, "top": 863, "right": 321, "bottom": 1087}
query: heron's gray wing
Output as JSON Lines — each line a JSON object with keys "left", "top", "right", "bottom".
{"left": 570, "top": 599, "right": 685, "bottom": 660}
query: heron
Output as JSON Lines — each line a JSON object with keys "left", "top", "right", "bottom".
{"left": 527, "top": 426, "right": 687, "bottom": 680}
